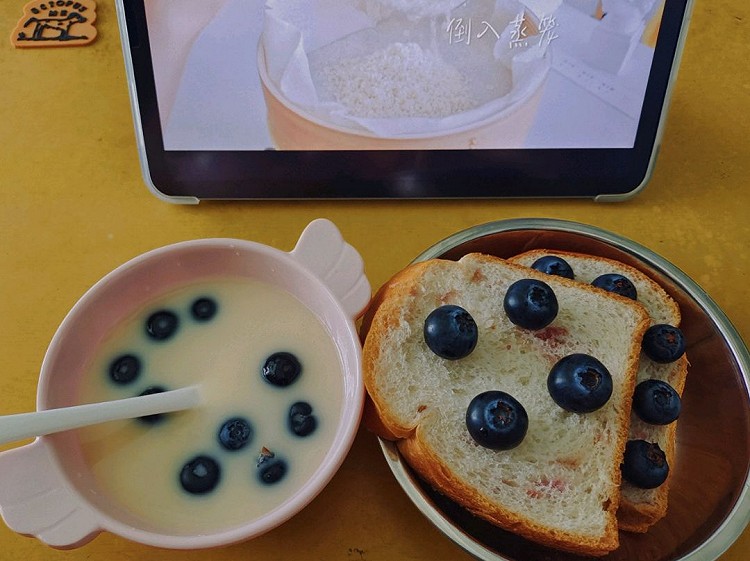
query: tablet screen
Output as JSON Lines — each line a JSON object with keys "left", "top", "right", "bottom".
{"left": 121, "top": 0, "right": 691, "bottom": 199}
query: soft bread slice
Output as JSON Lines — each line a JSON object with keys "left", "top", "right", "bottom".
{"left": 509, "top": 249, "right": 689, "bottom": 532}
{"left": 361, "top": 254, "right": 650, "bottom": 556}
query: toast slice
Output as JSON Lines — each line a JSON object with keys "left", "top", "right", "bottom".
{"left": 509, "top": 249, "right": 689, "bottom": 532}
{"left": 361, "top": 253, "right": 650, "bottom": 555}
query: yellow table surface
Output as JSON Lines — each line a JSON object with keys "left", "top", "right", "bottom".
{"left": 1, "top": 1, "right": 748, "bottom": 559}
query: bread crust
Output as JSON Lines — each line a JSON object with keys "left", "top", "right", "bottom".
{"left": 361, "top": 260, "right": 435, "bottom": 440}
{"left": 509, "top": 249, "right": 689, "bottom": 533}
{"left": 617, "top": 356, "right": 688, "bottom": 532}
{"left": 361, "top": 254, "right": 650, "bottom": 556}
{"left": 398, "top": 428, "right": 620, "bottom": 555}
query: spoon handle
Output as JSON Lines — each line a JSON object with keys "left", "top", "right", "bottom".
{"left": 0, "top": 386, "right": 201, "bottom": 445}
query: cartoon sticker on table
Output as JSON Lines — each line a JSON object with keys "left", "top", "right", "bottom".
{"left": 11, "top": 0, "right": 97, "bottom": 48}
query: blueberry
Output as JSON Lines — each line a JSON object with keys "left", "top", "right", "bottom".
{"left": 218, "top": 417, "right": 253, "bottom": 450}
{"left": 632, "top": 379, "right": 681, "bottom": 425}
{"left": 137, "top": 385, "right": 168, "bottom": 424}
{"left": 547, "top": 354, "right": 613, "bottom": 413}
{"left": 465, "top": 391, "right": 528, "bottom": 450}
{"left": 530, "top": 255, "right": 575, "bottom": 279}
{"left": 503, "top": 279, "right": 558, "bottom": 330}
{"left": 180, "top": 455, "right": 221, "bottom": 494}
{"left": 261, "top": 352, "right": 302, "bottom": 387}
{"left": 191, "top": 297, "right": 218, "bottom": 321}
{"left": 642, "top": 324, "right": 686, "bottom": 363}
{"left": 256, "top": 448, "right": 287, "bottom": 485}
{"left": 591, "top": 274, "right": 637, "bottom": 300}
{"left": 288, "top": 401, "right": 317, "bottom": 437}
{"left": 145, "top": 309, "right": 179, "bottom": 340}
{"left": 258, "top": 460, "right": 287, "bottom": 485}
{"left": 423, "top": 305, "right": 478, "bottom": 360}
{"left": 108, "top": 353, "right": 141, "bottom": 384}
{"left": 621, "top": 440, "right": 669, "bottom": 489}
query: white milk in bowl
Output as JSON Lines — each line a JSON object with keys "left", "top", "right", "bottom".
{"left": 76, "top": 277, "right": 344, "bottom": 535}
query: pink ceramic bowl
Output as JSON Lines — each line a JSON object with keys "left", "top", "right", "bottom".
{"left": 0, "top": 219, "right": 370, "bottom": 549}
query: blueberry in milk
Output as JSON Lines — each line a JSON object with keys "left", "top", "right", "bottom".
{"left": 218, "top": 417, "right": 254, "bottom": 451}
{"left": 190, "top": 297, "right": 218, "bottom": 321}
{"left": 258, "top": 460, "right": 287, "bottom": 485}
{"left": 145, "top": 309, "right": 179, "bottom": 341}
{"left": 180, "top": 455, "right": 221, "bottom": 495}
{"left": 137, "top": 385, "right": 168, "bottom": 424}
{"left": 257, "top": 447, "right": 287, "bottom": 485}
{"left": 288, "top": 401, "right": 317, "bottom": 437}
{"left": 261, "top": 352, "right": 301, "bottom": 387}
{"left": 108, "top": 353, "right": 141, "bottom": 384}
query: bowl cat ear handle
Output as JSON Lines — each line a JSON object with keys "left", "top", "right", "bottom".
{"left": 0, "top": 440, "right": 100, "bottom": 548}
{"left": 289, "top": 219, "right": 371, "bottom": 320}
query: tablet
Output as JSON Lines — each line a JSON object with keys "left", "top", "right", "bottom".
{"left": 116, "top": 0, "right": 694, "bottom": 203}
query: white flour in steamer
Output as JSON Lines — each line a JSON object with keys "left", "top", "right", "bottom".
{"left": 315, "top": 42, "right": 476, "bottom": 118}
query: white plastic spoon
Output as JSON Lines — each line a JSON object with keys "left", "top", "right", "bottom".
{"left": 0, "top": 385, "right": 202, "bottom": 445}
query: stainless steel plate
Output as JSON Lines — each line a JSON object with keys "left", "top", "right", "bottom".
{"left": 378, "top": 218, "right": 750, "bottom": 561}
